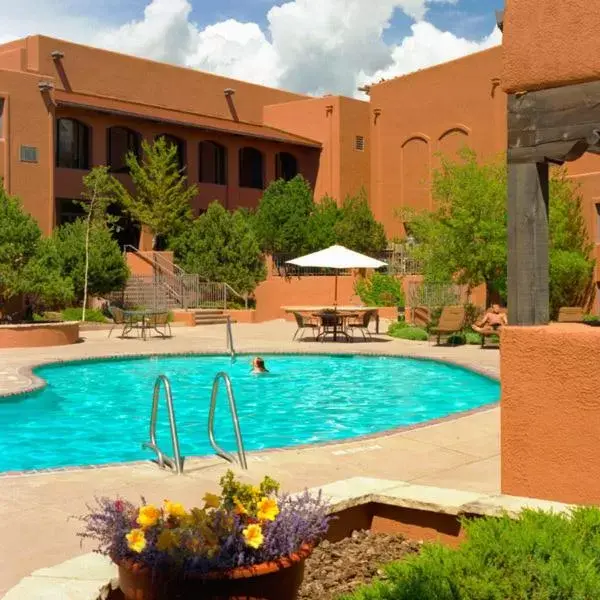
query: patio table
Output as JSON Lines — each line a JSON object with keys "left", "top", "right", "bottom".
{"left": 313, "top": 311, "right": 359, "bottom": 342}
{"left": 282, "top": 306, "right": 381, "bottom": 334}
{"left": 122, "top": 310, "right": 166, "bottom": 340}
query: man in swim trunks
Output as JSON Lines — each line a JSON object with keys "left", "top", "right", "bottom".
{"left": 472, "top": 304, "right": 507, "bottom": 333}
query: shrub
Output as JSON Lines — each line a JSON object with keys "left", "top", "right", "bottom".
{"left": 355, "top": 273, "right": 405, "bottom": 307}
{"left": 549, "top": 249, "right": 593, "bottom": 320}
{"left": 347, "top": 507, "right": 600, "bottom": 600}
{"left": 387, "top": 323, "right": 428, "bottom": 341}
{"left": 62, "top": 307, "right": 108, "bottom": 323}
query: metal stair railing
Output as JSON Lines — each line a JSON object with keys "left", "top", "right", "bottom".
{"left": 207, "top": 372, "right": 247, "bottom": 470}
{"left": 142, "top": 375, "right": 185, "bottom": 474}
{"left": 226, "top": 316, "right": 235, "bottom": 360}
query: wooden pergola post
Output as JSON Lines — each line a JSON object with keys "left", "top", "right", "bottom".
{"left": 507, "top": 81, "right": 600, "bottom": 325}
{"left": 507, "top": 162, "right": 549, "bottom": 325}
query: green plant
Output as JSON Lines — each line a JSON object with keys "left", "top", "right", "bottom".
{"left": 61, "top": 307, "right": 108, "bottom": 322}
{"left": 120, "top": 137, "right": 196, "bottom": 249}
{"left": 583, "top": 314, "right": 600, "bottom": 324}
{"left": 52, "top": 220, "right": 129, "bottom": 303}
{"left": 305, "top": 195, "right": 340, "bottom": 252}
{"left": 335, "top": 189, "right": 387, "bottom": 254}
{"left": 355, "top": 273, "right": 404, "bottom": 307}
{"left": 172, "top": 201, "right": 266, "bottom": 295}
{"left": 347, "top": 507, "right": 600, "bottom": 600}
{"left": 254, "top": 175, "right": 315, "bottom": 255}
{"left": 387, "top": 323, "right": 428, "bottom": 341}
{"left": 549, "top": 249, "right": 593, "bottom": 320}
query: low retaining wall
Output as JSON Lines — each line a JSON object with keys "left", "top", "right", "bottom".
{"left": 0, "top": 321, "right": 80, "bottom": 348}
{"left": 501, "top": 324, "right": 600, "bottom": 504}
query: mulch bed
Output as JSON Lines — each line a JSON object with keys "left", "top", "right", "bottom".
{"left": 299, "top": 530, "right": 422, "bottom": 600}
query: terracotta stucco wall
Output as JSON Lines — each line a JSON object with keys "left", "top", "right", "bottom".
{"left": 338, "top": 96, "right": 370, "bottom": 201}
{"left": 263, "top": 97, "right": 339, "bottom": 201}
{"left": 20, "top": 36, "right": 307, "bottom": 125}
{"left": 502, "top": 0, "right": 600, "bottom": 93}
{"left": 0, "top": 68, "right": 55, "bottom": 234}
{"left": 369, "top": 47, "right": 505, "bottom": 239}
{"left": 501, "top": 324, "right": 600, "bottom": 504}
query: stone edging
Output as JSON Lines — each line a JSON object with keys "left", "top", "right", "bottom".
{"left": 2, "top": 477, "right": 571, "bottom": 600}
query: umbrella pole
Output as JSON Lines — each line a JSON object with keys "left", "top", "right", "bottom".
{"left": 334, "top": 274, "right": 338, "bottom": 307}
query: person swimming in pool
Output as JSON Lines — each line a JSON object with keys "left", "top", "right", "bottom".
{"left": 251, "top": 357, "right": 269, "bottom": 374}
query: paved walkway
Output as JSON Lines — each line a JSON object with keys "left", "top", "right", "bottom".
{"left": 0, "top": 321, "right": 500, "bottom": 596}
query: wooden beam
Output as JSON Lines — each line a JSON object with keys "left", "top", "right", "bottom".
{"left": 508, "top": 139, "right": 589, "bottom": 164}
{"left": 508, "top": 82, "right": 600, "bottom": 158}
{"left": 507, "top": 162, "right": 550, "bottom": 325}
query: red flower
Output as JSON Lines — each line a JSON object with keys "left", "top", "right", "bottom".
{"left": 114, "top": 500, "right": 124, "bottom": 512}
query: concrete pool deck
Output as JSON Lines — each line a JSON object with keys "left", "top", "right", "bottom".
{"left": 0, "top": 320, "right": 500, "bottom": 597}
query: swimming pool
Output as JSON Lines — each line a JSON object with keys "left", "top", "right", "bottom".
{"left": 0, "top": 354, "right": 499, "bottom": 472}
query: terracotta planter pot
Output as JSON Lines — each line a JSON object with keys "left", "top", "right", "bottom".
{"left": 116, "top": 545, "right": 312, "bottom": 600}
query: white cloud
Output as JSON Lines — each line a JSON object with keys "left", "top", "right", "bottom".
{"left": 0, "top": 0, "right": 501, "bottom": 97}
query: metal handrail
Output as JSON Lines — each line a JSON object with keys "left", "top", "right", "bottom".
{"left": 226, "top": 316, "right": 235, "bottom": 360}
{"left": 142, "top": 375, "right": 184, "bottom": 474}
{"left": 207, "top": 372, "right": 247, "bottom": 470}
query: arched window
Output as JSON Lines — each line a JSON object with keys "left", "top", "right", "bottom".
{"left": 239, "top": 147, "right": 263, "bottom": 189}
{"left": 275, "top": 152, "right": 298, "bottom": 181}
{"left": 107, "top": 127, "right": 141, "bottom": 172}
{"left": 156, "top": 134, "right": 185, "bottom": 171}
{"left": 56, "top": 118, "right": 90, "bottom": 169}
{"left": 199, "top": 141, "right": 227, "bottom": 185}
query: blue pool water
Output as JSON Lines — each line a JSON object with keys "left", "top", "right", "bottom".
{"left": 0, "top": 354, "right": 499, "bottom": 472}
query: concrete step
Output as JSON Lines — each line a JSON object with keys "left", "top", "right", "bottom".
{"left": 194, "top": 317, "right": 231, "bottom": 325}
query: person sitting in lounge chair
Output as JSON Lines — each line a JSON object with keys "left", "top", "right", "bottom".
{"left": 472, "top": 304, "right": 507, "bottom": 333}
{"left": 251, "top": 357, "right": 269, "bottom": 374}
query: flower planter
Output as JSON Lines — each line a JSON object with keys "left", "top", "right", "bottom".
{"left": 116, "top": 544, "right": 312, "bottom": 600}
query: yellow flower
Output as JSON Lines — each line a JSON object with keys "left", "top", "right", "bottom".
{"left": 156, "top": 529, "right": 178, "bottom": 552}
{"left": 243, "top": 524, "right": 264, "bottom": 549}
{"left": 234, "top": 498, "right": 247, "bottom": 515}
{"left": 126, "top": 529, "right": 147, "bottom": 553}
{"left": 137, "top": 505, "right": 160, "bottom": 528}
{"left": 257, "top": 497, "right": 279, "bottom": 522}
{"left": 203, "top": 493, "right": 221, "bottom": 509}
{"left": 164, "top": 499, "right": 186, "bottom": 519}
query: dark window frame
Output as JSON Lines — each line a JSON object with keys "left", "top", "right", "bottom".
{"left": 275, "top": 151, "right": 298, "bottom": 181}
{"left": 199, "top": 140, "right": 227, "bottom": 185}
{"left": 107, "top": 126, "right": 141, "bottom": 173}
{"left": 239, "top": 146, "right": 264, "bottom": 189}
{"left": 56, "top": 118, "right": 91, "bottom": 169}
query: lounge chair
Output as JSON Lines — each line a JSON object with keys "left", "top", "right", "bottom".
{"left": 292, "top": 312, "right": 319, "bottom": 341}
{"left": 429, "top": 306, "right": 465, "bottom": 346}
{"left": 347, "top": 310, "right": 376, "bottom": 340}
{"left": 557, "top": 307, "right": 584, "bottom": 323}
{"left": 145, "top": 312, "right": 172, "bottom": 338}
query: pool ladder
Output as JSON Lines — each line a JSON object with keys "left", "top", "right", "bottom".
{"left": 142, "top": 372, "right": 247, "bottom": 474}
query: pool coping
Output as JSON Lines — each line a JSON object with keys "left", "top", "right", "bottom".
{"left": 0, "top": 348, "right": 499, "bottom": 478}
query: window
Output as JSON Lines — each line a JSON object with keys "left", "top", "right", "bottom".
{"left": 199, "top": 141, "right": 227, "bottom": 185}
{"left": 0, "top": 98, "right": 5, "bottom": 139}
{"left": 56, "top": 118, "right": 90, "bottom": 169}
{"left": 239, "top": 147, "right": 263, "bottom": 189}
{"left": 354, "top": 135, "right": 365, "bottom": 151}
{"left": 156, "top": 134, "right": 185, "bottom": 171}
{"left": 107, "top": 127, "right": 141, "bottom": 172}
{"left": 275, "top": 152, "right": 298, "bottom": 181}
{"left": 20, "top": 146, "right": 38, "bottom": 163}
{"left": 55, "top": 198, "right": 85, "bottom": 226}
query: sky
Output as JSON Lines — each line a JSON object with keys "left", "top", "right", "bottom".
{"left": 0, "top": 0, "right": 502, "bottom": 98}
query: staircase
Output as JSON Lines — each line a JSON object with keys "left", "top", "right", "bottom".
{"left": 191, "top": 309, "right": 231, "bottom": 326}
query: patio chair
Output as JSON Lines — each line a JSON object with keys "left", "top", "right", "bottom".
{"left": 347, "top": 310, "right": 376, "bottom": 340}
{"left": 108, "top": 306, "right": 127, "bottom": 338}
{"left": 429, "top": 306, "right": 465, "bottom": 346}
{"left": 292, "top": 311, "right": 319, "bottom": 341}
{"left": 557, "top": 306, "right": 584, "bottom": 323}
{"left": 145, "top": 312, "right": 172, "bottom": 338}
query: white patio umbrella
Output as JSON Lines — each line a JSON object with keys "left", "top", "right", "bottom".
{"left": 286, "top": 245, "right": 387, "bottom": 306}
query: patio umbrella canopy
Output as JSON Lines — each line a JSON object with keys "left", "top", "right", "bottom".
{"left": 286, "top": 245, "right": 387, "bottom": 305}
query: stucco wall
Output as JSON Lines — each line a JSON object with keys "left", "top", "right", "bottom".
{"left": 501, "top": 324, "right": 600, "bottom": 504}
{"left": 369, "top": 48, "right": 505, "bottom": 239}
{"left": 0, "top": 68, "right": 55, "bottom": 234}
{"left": 0, "top": 321, "right": 79, "bottom": 348}
{"left": 502, "top": 0, "right": 600, "bottom": 93}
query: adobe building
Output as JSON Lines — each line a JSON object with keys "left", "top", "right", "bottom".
{"left": 1, "top": 31, "right": 600, "bottom": 305}
{"left": 0, "top": 35, "right": 370, "bottom": 248}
